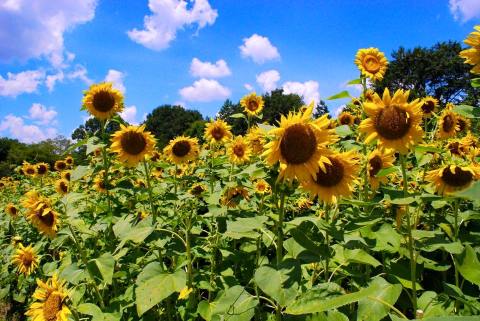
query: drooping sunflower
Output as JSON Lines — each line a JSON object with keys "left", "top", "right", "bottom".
{"left": 221, "top": 186, "right": 249, "bottom": 208}
{"left": 246, "top": 126, "right": 265, "bottom": 155}
{"left": 22, "top": 191, "right": 60, "bottom": 238}
{"left": 111, "top": 125, "right": 156, "bottom": 167}
{"left": 367, "top": 149, "right": 395, "bottom": 190}
{"left": 359, "top": 88, "right": 423, "bottom": 154}
{"left": 55, "top": 179, "right": 69, "bottom": 195}
{"left": 240, "top": 92, "right": 264, "bottom": 116}
{"left": 5, "top": 203, "right": 19, "bottom": 218}
{"left": 12, "top": 243, "right": 39, "bottom": 276}
{"left": 426, "top": 164, "right": 480, "bottom": 195}
{"left": 337, "top": 112, "right": 355, "bottom": 126}
{"left": 355, "top": 48, "right": 388, "bottom": 81}
{"left": 263, "top": 103, "right": 337, "bottom": 182}
{"left": 54, "top": 160, "right": 67, "bottom": 172}
{"left": 36, "top": 163, "right": 49, "bottom": 176}
{"left": 82, "top": 82, "right": 124, "bottom": 120}
{"left": 420, "top": 96, "right": 438, "bottom": 117}
{"left": 22, "top": 162, "right": 37, "bottom": 177}
{"left": 26, "top": 274, "right": 70, "bottom": 321}
{"left": 459, "top": 25, "right": 480, "bottom": 74}
{"left": 163, "top": 136, "right": 199, "bottom": 165}
{"left": 204, "top": 119, "right": 233, "bottom": 145}
{"left": 436, "top": 109, "right": 459, "bottom": 139}
{"left": 254, "top": 179, "right": 271, "bottom": 194}
{"left": 227, "top": 136, "right": 251, "bottom": 164}
{"left": 300, "top": 150, "right": 361, "bottom": 204}
{"left": 447, "top": 139, "right": 468, "bottom": 158}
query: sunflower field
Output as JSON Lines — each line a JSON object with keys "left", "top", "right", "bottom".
{"left": 2, "top": 27, "right": 480, "bottom": 321}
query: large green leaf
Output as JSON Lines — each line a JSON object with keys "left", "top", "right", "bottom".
{"left": 70, "top": 165, "right": 92, "bottom": 182}
{"left": 333, "top": 245, "right": 381, "bottom": 268}
{"left": 88, "top": 253, "right": 115, "bottom": 285}
{"left": 452, "top": 104, "right": 480, "bottom": 118}
{"left": 327, "top": 91, "right": 351, "bottom": 100}
{"left": 455, "top": 245, "right": 480, "bottom": 286}
{"left": 454, "top": 181, "right": 480, "bottom": 201}
{"left": 254, "top": 266, "right": 298, "bottom": 306}
{"left": 357, "top": 277, "right": 402, "bottom": 321}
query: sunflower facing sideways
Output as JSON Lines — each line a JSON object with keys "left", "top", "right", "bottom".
{"left": 337, "top": 112, "right": 356, "bottom": 126}
{"left": 421, "top": 96, "right": 438, "bottom": 117}
{"left": 240, "top": 92, "right": 264, "bottom": 116}
{"left": 26, "top": 274, "right": 70, "bottom": 321}
{"left": 227, "top": 136, "right": 251, "bottom": 164}
{"left": 12, "top": 243, "right": 39, "bottom": 276}
{"left": 204, "top": 119, "right": 233, "bottom": 145}
{"left": 111, "top": 124, "right": 156, "bottom": 166}
{"left": 5, "top": 203, "right": 19, "bottom": 218}
{"left": 55, "top": 179, "right": 69, "bottom": 195}
{"left": 436, "top": 109, "right": 459, "bottom": 139}
{"left": 355, "top": 47, "right": 388, "bottom": 81}
{"left": 426, "top": 164, "right": 480, "bottom": 195}
{"left": 359, "top": 88, "right": 423, "bottom": 154}
{"left": 460, "top": 25, "right": 480, "bottom": 74}
{"left": 246, "top": 126, "right": 265, "bottom": 155}
{"left": 164, "top": 136, "right": 199, "bottom": 164}
{"left": 36, "top": 163, "right": 49, "bottom": 176}
{"left": 367, "top": 149, "right": 395, "bottom": 190}
{"left": 22, "top": 191, "right": 60, "bottom": 238}
{"left": 82, "top": 82, "right": 124, "bottom": 120}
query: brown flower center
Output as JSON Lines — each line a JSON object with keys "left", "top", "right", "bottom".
{"left": 21, "top": 252, "right": 34, "bottom": 267}
{"left": 442, "top": 114, "right": 455, "bottom": 133}
{"left": 233, "top": 144, "right": 245, "bottom": 158}
{"left": 457, "top": 118, "right": 467, "bottom": 132}
{"left": 36, "top": 205, "right": 55, "bottom": 227}
{"left": 9, "top": 206, "right": 17, "bottom": 215}
{"left": 448, "top": 142, "right": 462, "bottom": 156}
{"left": 64, "top": 173, "right": 71, "bottom": 181}
{"left": 369, "top": 155, "right": 383, "bottom": 177}
{"left": 421, "top": 100, "right": 435, "bottom": 114}
{"left": 374, "top": 106, "right": 411, "bottom": 140}
{"left": 441, "top": 166, "right": 473, "bottom": 187}
{"left": 93, "top": 90, "right": 116, "bottom": 113}
{"left": 191, "top": 185, "right": 204, "bottom": 196}
{"left": 26, "top": 168, "right": 36, "bottom": 175}
{"left": 280, "top": 124, "right": 317, "bottom": 164}
{"left": 65, "top": 158, "right": 73, "bottom": 165}
{"left": 37, "top": 165, "right": 48, "bottom": 175}
{"left": 247, "top": 100, "right": 259, "bottom": 112}
{"left": 172, "top": 141, "right": 191, "bottom": 157}
{"left": 314, "top": 158, "right": 344, "bottom": 187}
{"left": 56, "top": 161, "right": 66, "bottom": 171}
{"left": 363, "top": 55, "right": 381, "bottom": 73}
{"left": 211, "top": 126, "right": 225, "bottom": 141}
{"left": 120, "top": 131, "right": 147, "bottom": 155}
{"left": 43, "top": 293, "right": 63, "bottom": 321}
{"left": 339, "top": 114, "right": 353, "bottom": 125}
{"left": 60, "top": 182, "right": 68, "bottom": 194}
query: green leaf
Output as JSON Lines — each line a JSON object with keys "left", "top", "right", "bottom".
{"left": 230, "top": 113, "right": 247, "bottom": 119}
{"left": 333, "top": 246, "right": 382, "bottom": 268}
{"left": 452, "top": 104, "right": 480, "bottom": 118}
{"left": 254, "top": 266, "right": 298, "bottom": 306}
{"left": 376, "top": 166, "right": 399, "bottom": 178}
{"left": 327, "top": 91, "right": 351, "bottom": 100}
{"left": 113, "top": 215, "right": 154, "bottom": 245}
{"left": 70, "top": 165, "right": 92, "bottom": 182}
{"left": 78, "top": 303, "right": 103, "bottom": 318}
{"left": 455, "top": 245, "right": 480, "bottom": 286}
{"left": 471, "top": 78, "right": 480, "bottom": 87}
{"left": 390, "top": 197, "right": 415, "bottom": 205}
{"left": 135, "top": 263, "right": 186, "bottom": 316}
{"left": 357, "top": 277, "right": 402, "bottom": 321}
{"left": 347, "top": 79, "right": 362, "bottom": 85}
{"left": 88, "top": 253, "right": 115, "bottom": 285}
{"left": 335, "top": 125, "right": 353, "bottom": 137}
{"left": 454, "top": 181, "right": 480, "bottom": 201}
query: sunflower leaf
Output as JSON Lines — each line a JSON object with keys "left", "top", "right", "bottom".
{"left": 327, "top": 90, "right": 351, "bottom": 100}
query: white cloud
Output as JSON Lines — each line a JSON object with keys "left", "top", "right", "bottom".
{"left": 120, "top": 105, "right": 138, "bottom": 124}
{"left": 0, "top": 114, "right": 57, "bottom": 143}
{"left": 239, "top": 34, "right": 280, "bottom": 64}
{"left": 105, "top": 69, "right": 126, "bottom": 93}
{"left": 450, "top": 0, "right": 480, "bottom": 21}
{"left": 128, "top": 0, "right": 218, "bottom": 51}
{"left": 179, "top": 78, "right": 230, "bottom": 102}
{"left": 0, "top": 70, "right": 45, "bottom": 97}
{"left": 331, "top": 104, "right": 346, "bottom": 118}
{"left": 244, "top": 83, "right": 254, "bottom": 91}
{"left": 28, "top": 103, "right": 58, "bottom": 125}
{"left": 283, "top": 80, "right": 320, "bottom": 105}
{"left": 256, "top": 69, "right": 280, "bottom": 92}
{"left": 190, "top": 58, "right": 231, "bottom": 78}
{"left": 45, "top": 65, "right": 92, "bottom": 92}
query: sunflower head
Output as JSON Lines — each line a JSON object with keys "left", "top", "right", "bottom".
{"left": 460, "top": 25, "right": 480, "bottom": 74}
{"left": 337, "top": 112, "right": 355, "bottom": 126}
{"left": 5, "top": 203, "right": 19, "bottom": 218}
{"left": 22, "top": 162, "right": 37, "bottom": 176}
{"left": 240, "top": 92, "right": 264, "bottom": 116}
{"left": 164, "top": 136, "right": 200, "bottom": 165}
{"left": 61, "top": 171, "right": 71, "bottom": 181}
{"left": 355, "top": 47, "right": 388, "bottom": 81}
{"left": 421, "top": 97, "right": 438, "bottom": 116}
{"left": 190, "top": 183, "right": 207, "bottom": 197}
{"left": 12, "top": 243, "right": 39, "bottom": 276}
{"left": 54, "top": 160, "right": 67, "bottom": 172}
{"left": 296, "top": 197, "right": 313, "bottom": 211}
{"left": 26, "top": 274, "right": 70, "bottom": 321}
{"left": 221, "top": 186, "right": 249, "bottom": 208}
{"left": 55, "top": 179, "right": 69, "bottom": 195}
{"left": 82, "top": 82, "right": 124, "bottom": 120}
{"left": 246, "top": 126, "right": 265, "bottom": 155}
{"left": 427, "top": 164, "right": 480, "bottom": 195}
{"left": 456, "top": 115, "right": 470, "bottom": 134}
{"left": 437, "top": 110, "right": 459, "bottom": 139}
{"left": 65, "top": 156, "right": 74, "bottom": 166}
{"left": 111, "top": 124, "right": 157, "bottom": 167}
{"left": 204, "top": 119, "right": 233, "bottom": 144}
{"left": 36, "top": 163, "right": 49, "bottom": 176}
{"left": 94, "top": 176, "right": 108, "bottom": 193}
{"left": 227, "top": 136, "right": 251, "bottom": 164}
{"left": 367, "top": 149, "right": 395, "bottom": 190}
{"left": 254, "top": 179, "right": 271, "bottom": 194}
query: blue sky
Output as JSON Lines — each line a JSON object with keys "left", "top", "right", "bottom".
{"left": 0, "top": 0, "right": 479, "bottom": 143}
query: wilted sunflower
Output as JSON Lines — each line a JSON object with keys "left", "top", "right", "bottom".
{"left": 164, "top": 136, "right": 199, "bottom": 164}
{"left": 227, "top": 136, "right": 251, "bottom": 164}
{"left": 204, "top": 119, "right": 233, "bottom": 145}
{"left": 246, "top": 126, "right": 265, "bottom": 155}
{"left": 36, "top": 163, "right": 49, "bottom": 176}
{"left": 359, "top": 88, "right": 423, "bottom": 154}
{"left": 26, "top": 274, "right": 70, "bottom": 321}
{"left": 22, "top": 191, "right": 59, "bottom": 238}
{"left": 264, "top": 103, "right": 337, "bottom": 182}
{"left": 82, "top": 82, "right": 124, "bottom": 120}
{"left": 460, "top": 25, "right": 480, "bottom": 74}
{"left": 437, "top": 109, "right": 459, "bottom": 139}
{"left": 221, "top": 186, "right": 249, "bottom": 208}
{"left": 426, "top": 164, "right": 480, "bottom": 195}
{"left": 12, "top": 243, "right": 39, "bottom": 276}
{"left": 337, "top": 112, "right": 355, "bottom": 126}
{"left": 64, "top": 156, "right": 74, "bottom": 167}
{"left": 240, "top": 92, "right": 264, "bottom": 116}
{"left": 421, "top": 96, "right": 438, "bottom": 117}
{"left": 111, "top": 125, "right": 156, "bottom": 166}
{"left": 254, "top": 179, "right": 271, "bottom": 194}
{"left": 5, "top": 203, "right": 19, "bottom": 218}
{"left": 190, "top": 183, "right": 207, "bottom": 197}
{"left": 22, "top": 162, "right": 37, "bottom": 176}
{"left": 54, "top": 160, "right": 67, "bottom": 172}
{"left": 301, "top": 150, "right": 361, "bottom": 204}
{"left": 367, "top": 149, "right": 395, "bottom": 190}
{"left": 355, "top": 48, "right": 388, "bottom": 81}
{"left": 55, "top": 179, "right": 69, "bottom": 195}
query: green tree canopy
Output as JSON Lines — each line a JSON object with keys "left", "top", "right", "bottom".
{"left": 71, "top": 117, "right": 121, "bottom": 142}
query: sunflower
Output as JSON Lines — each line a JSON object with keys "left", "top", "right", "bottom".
{"left": 364, "top": 89, "right": 376, "bottom": 102}
{"left": 240, "top": 92, "right": 264, "bottom": 116}
{"left": 254, "top": 179, "right": 271, "bottom": 194}
{"left": 164, "top": 136, "right": 199, "bottom": 165}
{"left": 460, "top": 25, "right": 480, "bottom": 74}
{"left": 263, "top": 103, "right": 337, "bottom": 182}
{"left": 12, "top": 243, "right": 39, "bottom": 276}
{"left": 93, "top": 176, "right": 108, "bottom": 193}
{"left": 190, "top": 183, "right": 207, "bottom": 197}
{"left": 36, "top": 163, "right": 49, "bottom": 176}
{"left": 64, "top": 156, "right": 74, "bottom": 167}
{"left": 300, "top": 150, "right": 361, "bottom": 204}
{"left": 149, "top": 150, "right": 162, "bottom": 162}
{"left": 337, "top": 112, "right": 355, "bottom": 126}
{"left": 204, "top": 119, "right": 233, "bottom": 145}
{"left": 26, "top": 274, "right": 70, "bottom": 321}
{"left": 246, "top": 126, "right": 265, "bottom": 155}
{"left": 5, "top": 203, "right": 19, "bottom": 218}
{"left": 54, "top": 160, "right": 67, "bottom": 172}
{"left": 367, "top": 149, "right": 395, "bottom": 190}
{"left": 61, "top": 171, "right": 71, "bottom": 181}
{"left": 227, "top": 136, "right": 251, "bottom": 164}
{"left": 221, "top": 186, "right": 249, "bottom": 208}
{"left": 111, "top": 125, "right": 156, "bottom": 167}
{"left": 359, "top": 88, "right": 423, "bottom": 154}
{"left": 22, "top": 162, "right": 37, "bottom": 176}
{"left": 22, "top": 191, "right": 60, "bottom": 238}
{"left": 55, "top": 179, "right": 69, "bottom": 195}
{"left": 355, "top": 48, "right": 388, "bottom": 81}
{"left": 296, "top": 197, "right": 313, "bottom": 211}
{"left": 178, "top": 287, "right": 193, "bottom": 300}
{"left": 82, "top": 82, "right": 124, "bottom": 120}
{"left": 447, "top": 139, "right": 468, "bottom": 158}
{"left": 152, "top": 166, "right": 164, "bottom": 179}
{"left": 456, "top": 115, "right": 470, "bottom": 134}
{"left": 420, "top": 96, "right": 438, "bottom": 117}
{"left": 426, "top": 164, "right": 480, "bottom": 195}
{"left": 437, "top": 110, "right": 459, "bottom": 139}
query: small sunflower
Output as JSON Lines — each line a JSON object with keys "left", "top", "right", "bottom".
{"left": 246, "top": 126, "right": 265, "bottom": 155}
{"left": 420, "top": 96, "right": 438, "bottom": 117}
{"left": 221, "top": 186, "right": 249, "bottom": 208}
{"left": 149, "top": 150, "right": 162, "bottom": 162}
{"left": 36, "top": 163, "right": 49, "bottom": 176}
{"left": 204, "top": 119, "right": 233, "bottom": 145}
{"left": 178, "top": 287, "right": 193, "bottom": 300}
{"left": 355, "top": 48, "right": 388, "bottom": 81}
{"left": 55, "top": 179, "right": 69, "bottom": 195}
{"left": 364, "top": 89, "right": 376, "bottom": 102}
{"left": 254, "top": 179, "right": 271, "bottom": 194}
{"left": 54, "top": 160, "right": 67, "bottom": 172}
{"left": 26, "top": 274, "right": 70, "bottom": 321}
{"left": 300, "top": 151, "right": 361, "bottom": 204}
{"left": 82, "top": 82, "right": 124, "bottom": 120}
{"left": 367, "top": 149, "right": 395, "bottom": 190}
{"left": 5, "top": 203, "right": 19, "bottom": 218}
{"left": 23, "top": 162, "right": 37, "bottom": 176}
{"left": 12, "top": 243, "right": 39, "bottom": 276}
{"left": 447, "top": 139, "right": 468, "bottom": 158}
{"left": 296, "top": 197, "right": 313, "bottom": 211}
{"left": 337, "top": 112, "right": 355, "bottom": 126}
{"left": 460, "top": 25, "right": 480, "bottom": 74}
{"left": 64, "top": 156, "right": 74, "bottom": 167}
{"left": 190, "top": 183, "right": 207, "bottom": 197}
{"left": 227, "top": 136, "right": 251, "bottom": 164}
{"left": 164, "top": 136, "right": 200, "bottom": 165}
{"left": 359, "top": 88, "right": 423, "bottom": 154}
{"left": 61, "top": 171, "right": 71, "bottom": 181}
{"left": 111, "top": 125, "right": 156, "bottom": 167}
{"left": 437, "top": 110, "right": 459, "bottom": 139}
{"left": 426, "top": 164, "right": 480, "bottom": 195}
{"left": 22, "top": 191, "right": 60, "bottom": 238}
{"left": 456, "top": 115, "right": 470, "bottom": 134}
{"left": 93, "top": 176, "right": 108, "bottom": 193}
{"left": 240, "top": 92, "right": 264, "bottom": 116}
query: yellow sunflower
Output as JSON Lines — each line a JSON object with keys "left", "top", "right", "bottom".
{"left": 221, "top": 186, "right": 249, "bottom": 208}
{"left": 359, "top": 88, "right": 423, "bottom": 154}
{"left": 355, "top": 48, "right": 388, "bottom": 81}
{"left": 227, "top": 136, "right": 251, "bottom": 164}
{"left": 367, "top": 149, "right": 395, "bottom": 190}
{"left": 12, "top": 243, "right": 39, "bottom": 276}
{"left": 204, "top": 119, "right": 233, "bottom": 145}
{"left": 22, "top": 191, "right": 60, "bottom": 238}
{"left": 447, "top": 139, "right": 468, "bottom": 158}
{"left": 36, "top": 163, "right": 49, "bottom": 176}
{"left": 263, "top": 103, "right": 337, "bottom": 182}
{"left": 190, "top": 183, "right": 207, "bottom": 197}
{"left": 22, "top": 162, "right": 37, "bottom": 177}
{"left": 456, "top": 115, "right": 470, "bottom": 134}
{"left": 5, "top": 203, "right": 19, "bottom": 218}
{"left": 254, "top": 179, "right": 271, "bottom": 194}
{"left": 246, "top": 126, "right": 265, "bottom": 155}
{"left": 64, "top": 156, "right": 74, "bottom": 167}
{"left": 364, "top": 89, "right": 376, "bottom": 102}
{"left": 460, "top": 25, "right": 480, "bottom": 74}
{"left": 337, "top": 112, "right": 355, "bottom": 126}
{"left": 240, "top": 92, "right": 264, "bottom": 116}
{"left": 93, "top": 176, "right": 108, "bottom": 193}
{"left": 437, "top": 109, "right": 459, "bottom": 139}
{"left": 82, "top": 82, "right": 124, "bottom": 120}
{"left": 300, "top": 150, "right": 361, "bottom": 204}
{"left": 55, "top": 179, "right": 69, "bottom": 195}
{"left": 164, "top": 136, "right": 200, "bottom": 165}
{"left": 420, "top": 96, "right": 438, "bottom": 117}
{"left": 111, "top": 125, "right": 156, "bottom": 167}
{"left": 26, "top": 274, "right": 70, "bottom": 321}
{"left": 54, "top": 160, "right": 67, "bottom": 172}
{"left": 426, "top": 164, "right": 480, "bottom": 195}
{"left": 296, "top": 197, "right": 313, "bottom": 211}
{"left": 61, "top": 171, "right": 71, "bottom": 181}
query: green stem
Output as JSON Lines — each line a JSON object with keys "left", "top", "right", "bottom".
{"left": 324, "top": 205, "right": 331, "bottom": 282}
{"left": 453, "top": 198, "right": 461, "bottom": 312}
{"left": 276, "top": 190, "right": 286, "bottom": 267}
{"left": 143, "top": 160, "right": 157, "bottom": 224}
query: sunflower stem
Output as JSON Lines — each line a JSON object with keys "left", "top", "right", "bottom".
{"left": 453, "top": 198, "right": 461, "bottom": 312}
{"left": 142, "top": 160, "right": 157, "bottom": 224}
{"left": 324, "top": 204, "right": 331, "bottom": 282}
{"left": 276, "top": 189, "right": 286, "bottom": 267}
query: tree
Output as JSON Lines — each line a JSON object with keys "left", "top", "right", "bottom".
{"left": 313, "top": 100, "right": 330, "bottom": 118}
{"left": 71, "top": 118, "right": 121, "bottom": 142}
{"left": 184, "top": 120, "right": 207, "bottom": 144}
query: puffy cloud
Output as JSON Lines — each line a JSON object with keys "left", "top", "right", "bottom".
{"left": 128, "top": 0, "right": 218, "bottom": 51}
{"left": 0, "top": 114, "right": 57, "bottom": 143}
{"left": 45, "top": 65, "right": 92, "bottom": 92}
{"left": 105, "top": 69, "right": 126, "bottom": 93}
{"left": 120, "top": 105, "right": 138, "bottom": 124}
{"left": 179, "top": 78, "right": 230, "bottom": 102}
{"left": 239, "top": 34, "right": 280, "bottom": 64}
{"left": 244, "top": 83, "right": 254, "bottom": 91}
{"left": 282, "top": 81, "right": 320, "bottom": 105}
{"left": 190, "top": 58, "right": 231, "bottom": 78}
{"left": 28, "top": 103, "right": 58, "bottom": 125}
{"left": 256, "top": 69, "right": 280, "bottom": 92}
{"left": 0, "top": 70, "right": 45, "bottom": 97}
{"left": 450, "top": 0, "right": 480, "bottom": 21}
